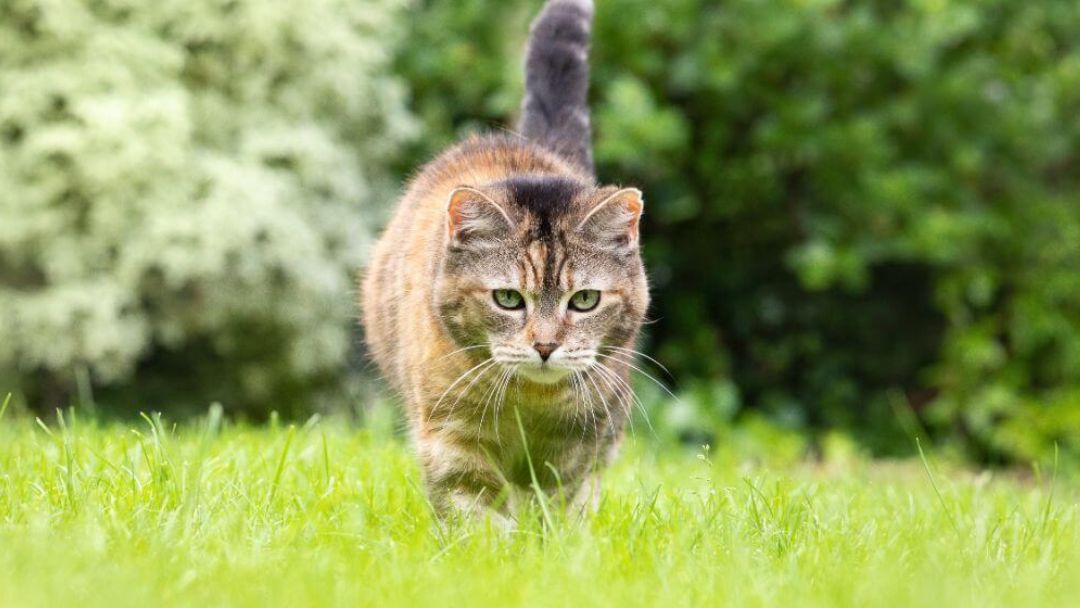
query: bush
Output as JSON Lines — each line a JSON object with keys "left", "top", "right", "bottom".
{"left": 0, "top": 0, "right": 415, "bottom": 415}
{"left": 396, "top": 0, "right": 1080, "bottom": 464}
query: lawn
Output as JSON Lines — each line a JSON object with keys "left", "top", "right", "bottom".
{"left": 0, "top": 406, "right": 1076, "bottom": 608}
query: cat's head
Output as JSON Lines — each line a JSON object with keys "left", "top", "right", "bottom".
{"left": 435, "top": 175, "right": 649, "bottom": 385}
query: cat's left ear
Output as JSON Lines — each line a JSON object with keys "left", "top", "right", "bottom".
{"left": 577, "top": 188, "right": 644, "bottom": 248}
{"left": 446, "top": 187, "right": 515, "bottom": 247}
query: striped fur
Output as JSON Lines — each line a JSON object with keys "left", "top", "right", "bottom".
{"left": 361, "top": 1, "right": 647, "bottom": 524}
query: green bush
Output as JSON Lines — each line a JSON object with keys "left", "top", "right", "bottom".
{"left": 0, "top": 0, "right": 416, "bottom": 415}
{"left": 396, "top": 0, "right": 1080, "bottom": 464}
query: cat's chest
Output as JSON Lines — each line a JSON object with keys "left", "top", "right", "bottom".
{"left": 427, "top": 372, "right": 613, "bottom": 486}
{"left": 484, "top": 410, "right": 601, "bottom": 488}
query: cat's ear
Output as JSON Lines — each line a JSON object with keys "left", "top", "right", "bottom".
{"left": 446, "top": 187, "right": 515, "bottom": 246}
{"left": 577, "top": 188, "right": 644, "bottom": 249}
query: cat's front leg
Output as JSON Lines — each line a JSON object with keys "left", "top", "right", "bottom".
{"left": 419, "top": 437, "right": 513, "bottom": 528}
{"left": 569, "top": 473, "right": 602, "bottom": 516}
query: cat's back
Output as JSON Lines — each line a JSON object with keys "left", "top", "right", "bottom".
{"left": 360, "top": 134, "right": 583, "bottom": 391}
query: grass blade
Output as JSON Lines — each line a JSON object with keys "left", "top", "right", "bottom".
{"left": 916, "top": 437, "right": 960, "bottom": 535}
{"left": 514, "top": 407, "right": 554, "bottom": 530}
{"left": 267, "top": 425, "right": 296, "bottom": 507}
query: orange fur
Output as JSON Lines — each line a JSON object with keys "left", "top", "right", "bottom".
{"left": 361, "top": 134, "right": 648, "bottom": 521}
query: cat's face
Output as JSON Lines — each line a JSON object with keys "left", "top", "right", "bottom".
{"left": 436, "top": 177, "right": 649, "bottom": 385}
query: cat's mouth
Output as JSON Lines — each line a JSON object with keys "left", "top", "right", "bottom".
{"left": 512, "top": 362, "right": 572, "bottom": 385}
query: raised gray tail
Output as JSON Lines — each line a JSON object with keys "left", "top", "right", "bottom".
{"left": 518, "top": 0, "right": 595, "bottom": 176}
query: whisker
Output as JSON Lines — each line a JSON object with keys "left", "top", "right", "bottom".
{"left": 592, "top": 361, "right": 655, "bottom": 434}
{"left": 580, "top": 369, "right": 614, "bottom": 436}
{"left": 586, "top": 364, "right": 632, "bottom": 430}
{"left": 571, "top": 373, "right": 594, "bottom": 441}
{"left": 426, "top": 357, "right": 495, "bottom": 423}
{"left": 601, "top": 345, "right": 674, "bottom": 380}
{"left": 446, "top": 361, "right": 499, "bottom": 421}
{"left": 560, "top": 355, "right": 596, "bottom": 363}
{"left": 492, "top": 365, "right": 516, "bottom": 446}
{"left": 435, "top": 343, "right": 489, "bottom": 362}
{"left": 587, "top": 375, "right": 604, "bottom": 442}
{"left": 568, "top": 373, "right": 582, "bottom": 436}
{"left": 477, "top": 366, "right": 510, "bottom": 442}
{"left": 595, "top": 352, "right": 679, "bottom": 402}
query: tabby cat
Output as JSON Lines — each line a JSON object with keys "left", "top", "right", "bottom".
{"left": 361, "top": 0, "right": 649, "bottom": 523}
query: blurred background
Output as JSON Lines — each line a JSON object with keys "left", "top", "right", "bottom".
{"left": 2, "top": 0, "right": 1080, "bottom": 467}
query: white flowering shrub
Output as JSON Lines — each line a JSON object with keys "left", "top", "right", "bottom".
{"left": 0, "top": 0, "right": 416, "bottom": 413}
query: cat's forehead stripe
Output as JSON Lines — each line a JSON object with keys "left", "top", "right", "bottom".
{"left": 516, "top": 259, "right": 530, "bottom": 291}
{"left": 514, "top": 237, "right": 575, "bottom": 297}
{"left": 522, "top": 246, "right": 539, "bottom": 289}
{"left": 502, "top": 175, "right": 584, "bottom": 237}
{"left": 554, "top": 233, "right": 571, "bottom": 290}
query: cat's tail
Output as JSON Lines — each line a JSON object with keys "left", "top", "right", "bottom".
{"left": 518, "top": 0, "right": 595, "bottom": 176}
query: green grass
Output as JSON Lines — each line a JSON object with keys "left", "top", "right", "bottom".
{"left": 0, "top": 409, "right": 1077, "bottom": 607}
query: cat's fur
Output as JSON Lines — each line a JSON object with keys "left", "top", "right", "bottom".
{"left": 361, "top": 0, "right": 648, "bottom": 522}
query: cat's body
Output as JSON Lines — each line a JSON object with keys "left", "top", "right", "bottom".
{"left": 361, "top": 0, "right": 648, "bottom": 521}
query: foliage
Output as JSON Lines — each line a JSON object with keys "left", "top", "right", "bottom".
{"left": 0, "top": 415, "right": 1076, "bottom": 607}
{"left": 395, "top": 0, "right": 1080, "bottom": 464}
{"left": 0, "top": 0, "right": 416, "bottom": 414}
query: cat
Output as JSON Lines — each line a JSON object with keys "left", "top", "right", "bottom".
{"left": 361, "top": 0, "right": 649, "bottom": 523}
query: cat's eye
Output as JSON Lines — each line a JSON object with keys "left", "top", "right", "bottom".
{"left": 568, "top": 289, "right": 601, "bottom": 312}
{"left": 493, "top": 289, "right": 525, "bottom": 310}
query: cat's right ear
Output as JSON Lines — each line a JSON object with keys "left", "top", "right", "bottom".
{"left": 446, "top": 187, "right": 515, "bottom": 247}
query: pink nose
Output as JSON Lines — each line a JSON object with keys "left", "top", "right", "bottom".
{"left": 533, "top": 343, "right": 558, "bottom": 362}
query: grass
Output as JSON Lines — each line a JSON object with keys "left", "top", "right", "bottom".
{"left": 0, "top": 408, "right": 1077, "bottom": 608}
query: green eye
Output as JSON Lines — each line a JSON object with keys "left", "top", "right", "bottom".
{"left": 569, "top": 289, "right": 601, "bottom": 312}
{"left": 493, "top": 289, "right": 525, "bottom": 310}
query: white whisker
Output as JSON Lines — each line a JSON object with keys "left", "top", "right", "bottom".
{"left": 579, "top": 370, "right": 613, "bottom": 437}
{"left": 596, "top": 352, "right": 679, "bottom": 402}
{"left": 587, "top": 364, "right": 630, "bottom": 424}
{"left": 477, "top": 366, "right": 511, "bottom": 442}
{"left": 492, "top": 364, "right": 516, "bottom": 446}
{"left": 436, "top": 343, "right": 489, "bottom": 362}
{"left": 426, "top": 357, "right": 495, "bottom": 423}
{"left": 592, "top": 361, "right": 654, "bottom": 434}
{"left": 446, "top": 361, "right": 500, "bottom": 421}
{"left": 602, "top": 345, "right": 673, "bottom": 380}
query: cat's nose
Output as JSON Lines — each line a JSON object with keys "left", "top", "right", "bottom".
{"left": 533, "top": 342, "right": 559, "bottom": 362}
